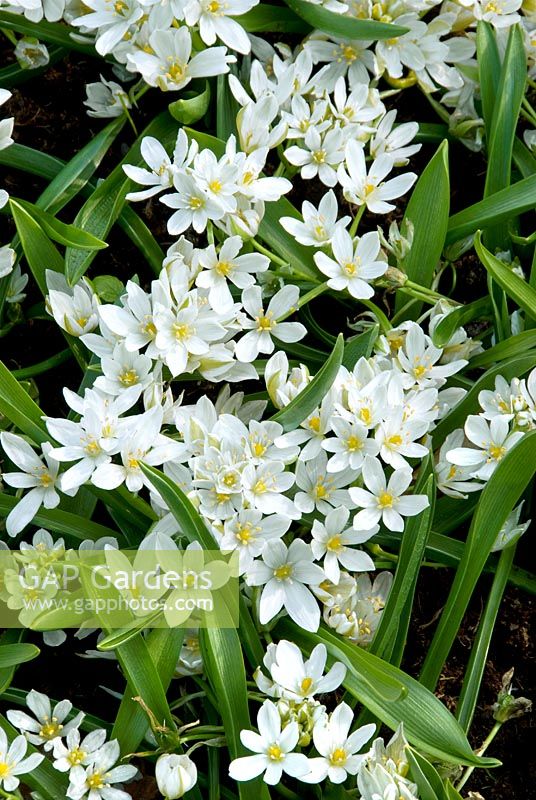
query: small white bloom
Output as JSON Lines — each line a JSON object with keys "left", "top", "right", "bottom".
{"left": 350, "top": 455, "right": 429, "bottom": 532}
{"left": 84, "top": 75, "right": 130, "bottom": 118}
{"left": 339, "top": 140, "right": 416, "bottom": 214}
{"left": 228, "top": 699, "right": 309, "bottom": 785}
{"left": 280, "top": 190, "right": 350, "bottom": 248}
{"left": 311, "top": 506, "right": 376, "bottom": 584}
{"left": 52, "top": 728, "right": 108, "bottom": 774}
{"left": 7, "top": 689, "right": 84, "bottom": 751}
{"left": 0, "top": 729, "right": 44, "bottom": 793}
{"left": 314, "top": 228, "right": 387, "bottom": 298}
{"left": 67, "top": 739, "right": 137, "bottom": 799}
{"left": 155, "top": 753, "right": 198, "bottom": 799}
{"left": 303, "top": 702, "right": 375, "bottom": 784}
{"left": 446, "top": 415, "right": 524, "bottom": 481}
{"left": 235, "top": 284, "right": 306, "bottom": 362}
{"left": 247, "top": 539, "right": 325, "bottom": 631}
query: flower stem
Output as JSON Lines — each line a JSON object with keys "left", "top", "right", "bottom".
{"left": 250, "top": 238, "right": 289, "bottom": 270}
{"left": 455, "top": 721, "right": 502, "bottom": 792}
{"left": 349, "top": 204, "right": 366, "bottom": 238}
{"left": 360, "top": 298, "right": 391, "bottom": 333}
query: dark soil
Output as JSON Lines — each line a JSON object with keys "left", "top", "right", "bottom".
{"left": 1, "top": 50, "right": 534, "bottom": 800}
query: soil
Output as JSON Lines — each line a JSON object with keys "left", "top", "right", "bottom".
{"left": 1, "top": 49, "right": 534, "bottom": 800}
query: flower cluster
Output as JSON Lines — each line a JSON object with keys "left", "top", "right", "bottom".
{"left": 229, "top": 638, "right": 416, "bottom": 793}
{"left": 6, "top": 689, "right": 137, "bottom": 799}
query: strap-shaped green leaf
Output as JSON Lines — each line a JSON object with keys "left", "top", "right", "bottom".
{"left": 282, "top": 0, "right": 408, "bottom": 39}
{"left": 0, "top": 643, "right": 40, "bottom": 669}
{"left": 396, "top": 140, "right": 449, "bottom": 319}
{"left": 475, "top": 231, "right": 536, "bottom": 321}
{"left": 271, "top": 333, "right": 344, "bottom": 431}
{"left": 419, "top": 430, "right": 536, "bottom": 690}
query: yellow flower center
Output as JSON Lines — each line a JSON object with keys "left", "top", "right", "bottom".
{"left": 339, "top": 44, "right": 357, "bottom": 63}
{"left": 274, "top": 564, "right": 292, "bottom": 580}
{"left": 189, "top": 196, "right": 204, "bottom": 210}
{"left": 172, "top": 322, "right": 191, "bottom": 340}
{"left": 209, "top": 179, "right": 222, "bottom": 194}
{"left": 235, "top": 524, "right": 252, "bottom": 544}
{"left": 216, "top": 260, "right": 232, "bottom": 276}
{"left": 252, "top": 441, "right": 267, "bottom": 457}
{"left": 39, "top": 472, "right": 54, "bottom": 487}
{"left": 223, "top": 473, "right": 237, "bottom": 488}
{"left": 378, "top": 491, "right": 393, "bottom": 508}
{"left": 413, "top": 364, "right": 427, "bottom": 379}
{"left": 87, "top": 772, "right": 105, "bottom": 790}
{"left": 360, "top": 407, "right": 372, "bottom": 425}
{"left": 300, "top": 676, "right": 313, "bottom": 694}
{"left": 327, "top": 535, "right": 343, "bottom": 552}
{"left": 267, "top": 745, "right": 283, "bottom": 761}
{"left": 0, "top": 762, "right": 11, "bottom": 778}
{"left": 208, "top": 0, "right": 220, "bottom": 11}
{"left": 68, "top": 748, "right": 86, "bottom": 766}
{"left": 347, "top": 435, "right": 362, "bottom": 451}
{"left": 343, "top": 261, "right": 357, "bottom": 276}
{"left": 489, "top": 444, "right": 506, "bottom": 461}
{"left": 119, "top": 368, "right": 139, "bottom": 386}
{"left": 309, "top": 416, "right": 321, "bottom": 432}
{"left": 387, "top": 434, "right": 403, "bottom": 447}
{"left": 256, "top": 315, "right": 274, "bottom": 331}
{"left": 312, "top": 149, "right": 326, "bottom": 164}
{"left": 166, "top": 61, "right": 186, "bottom": 82}
{"left": 447, "top": 465, "right": 458, "bottom": 480}
{"left": 39, "top": 719, "right": 63, "bottom": 739}
{"left": 330, "top": 747, "right": 347, "bottom": 766}
{"left": 253, "top": 479, "right": 267, "bottom": 494}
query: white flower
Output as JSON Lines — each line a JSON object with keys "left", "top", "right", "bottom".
{"left": 314, "top": 228, "right": 387, "bottom": 298}
{"left": 0, "top": 245, "right": 16, "bottom": 279}
{"left": 397, "top": 323, "right": 467, "bottom": 386}
{"left": 7, "top": 689, "right": 84, "bottom": 751}
{"left": 161, "top": 172, "right": 225, "bottom": 234}
{"left": 14, "top": 38, "right": 50, "bottom": 68}
{"left": 84, "top": 75, "right": 131, "bottom": 118}
{"left": 491, "top": 502, "right": 531, "bottom": 552}
{"left": 303, "top": 702, "right": 375, "bottom": 784}
{"left": 311, "top": 506, "right": 376, "bottom": 584}
{"left": 98, "top": 279, "right": 157, "bottom": 352}
{"left": 153, "top": 298, "right": 226, "bottom": 377}
{"left": 52, "top": 729, "right": 108, "bottom": 774}
{"left": 338, "top": 141, "right": 416, "bottom": 214}
{"left": 358, "top": 762, "right": 419, "bottom": 800}
{"left": 0, "top": 89, "right": 14, "bottom": 152}
{"left": 280, "top": 190, "right": 350, "bottom": 248}
{"left": 350, "top": 456, "right": 429, "bottom": 532}
{"left": 71, "top": 0, "right": 143, "bottom": 56}
{"left": 228, "top": 699, "right": 309, "bottom": 785}
{"left": 435, "top": 430, "right": 483, "bottom": 498}
{"left": 370, "top": 110, "right": 420, "bottom": 166}
{"left": 6, "top": 263, "right": 29, "bottom": 304}
{"left": 235, "top": 285, "right": 306, "bottom": 362}
{"left": 241, "top": 461, "right": 300, "bottom": 519}
{"left": 155, "top": 753, "right": 198, "bottom": 799}
{"left": 196, "top": 236, "right": 269, "bottom": 309}
{"left": 0, "top": 730, "right": 44, "bottom": 793}
{"left": 472, "top": 0, "right": 521, "bottom": 28}
{"left": 94, "top": 342, "right": 152, "bottom": 396}
{"left": 375, "top": 408, "right": 429, "bottom": 470}
{"left": 184, "top": 0, "right": 258, "bottom": 54}
{"left": 126, "top": 27, "right": 235, "bottom": 91}
{"left": 294, "top": 451, "right": 356, "bottom": 515}
{"left": 285, "top": 125, "right": 346, "bottom": 187}
{"left": 322, "top": 417, "right": 379, "bottom": 473}
{"left": 67, "top": 739, "right": 137, "bottom": 800}
{"left": 46, "top": 272, "right": 99, "bottom": 337}
{"left": 247, "top": 539, "right": 325, "bottom": 631}
{"left": 0, "top": 433, "right": 70, "bottom": 536}
{"left": 124, "top": 131, "right": 196, "bottom": 202}
{"left": 446, "top": 415, "right": 524, "bottom": 481}
{"left": 262, "top": 640, "right": 346, "bottom": 700}
{"left": 220, "top": 510, "right": 291, "bottom": 574}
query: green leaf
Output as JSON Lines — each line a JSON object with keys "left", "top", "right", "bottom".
{"left": 37, "top": 116, "right": 127, "bottom": 215}
{"left": 456, "top": 544, "right": 517, "bottom": 732}
{"left": 92, "top": 275, "right": 125, "bottom": 302}
{"left": 469, "top": 329, "right": 536, "bottom": 368}
{"left": 9, "top": 198, "right": 64, "bottom": 291}
{"left": 200, "top": 628, "right": 268, "bottom": 800}
{"left": 114, "top": 635, "right": 175, "bottom": 730}
{"left": 0, "top": 10, "right": 96, "bottom": 54}
{"left": 419, "top": 431, "right": 536, "bottom": 691}
{"left": 13, "top": 198, "right": 108, "bottom": 250}
{"left": 169, "top": 82, "right": 211, "bottom": 125}
{"left": 241, "top": 4, "right": 308, "bottom": 32}
{"left": 431, "top": 296, "right": 492, "bottom": 348}
{"left": 446, "top": 174, "right": 536, "bottom": 244}
{"left": 271, "top": 333, "right": 344, "bottom": 431}
{"left": 396, "top": 140, "right": 449, "bottom": 319}
{"left": 279, "top": 622, "right": 498, "bottom": 768}
{"left": 408, "top": 749, "right": 450, "bottom": 800}
{"left": 370, "top": 474, "right": 435, "bottom": 662}
{"left": 342, "top": 325, "right": 379, "bottom": 369}
{"left": 281, "top": 0, "right": 408, "bottom": 39}
{"left": 65, "top": 112, "right": 177, "bottom": 285}
{"left": 483, "top": 24, "right": 525, "bottom": 248}
{"left": 0, "top": 359, "right": 49, "bottom": 444}
{"left": 475, "top": 231, "right": 536, "bottom": 320}
{"left": 0, "top": 643, "right": 40, "bottom": 669}
{"left": 216, "top": 71, "right": 239, "bottom": 139}
{"left": 140, "top": 463, "right": 215, "bottom": 549}
{"left": 476, "top": 21, "right": 501, "bottom": 135}
{"left": 112, "top": 629, "right": 185, "bottom": 756}
{"left": 0, "top": 496, "right": 121, "bottom": 543}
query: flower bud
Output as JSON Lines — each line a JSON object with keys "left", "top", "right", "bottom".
{"left": 492, "top": 668, "right": 532, "bottom": 723}
{"left": 156, "top": 754, "right": 198, "bottom": 799}
{"left": 15, "top": 38, "right": 50, "bottom": 69}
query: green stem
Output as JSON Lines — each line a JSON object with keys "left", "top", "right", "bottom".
{"left": 119, "top": 94, "right": 138, "bottom": 136}
{"left": 360, "top": 298, "right": 391, "bottom": 333}
{"left": 455, "top": 721, "right": 502, "bottom": 792}
{"left": 250, "top": 238, "right": 289, "bottom": 270}
{"left": 274, "top": 161, "right": 287, "bottom": 178}
{"left": 12, "top": 348, "right": 71, "bottom": 379}
{"left": 277, "top": 282, "right": 329, "bottom": 322}
{"left": 349, "top": 204, "right": 366, "bottom": 237}
{"left": 1, "top": 27, "right": 17, "bottom": 46}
